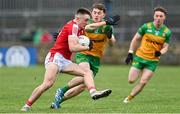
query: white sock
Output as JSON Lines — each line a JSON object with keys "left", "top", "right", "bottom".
{"left": 89, "top": 89, "right": 96, "bottom": 95}
{"left": 24, "top": 104, "right": 31, "bottom": 108}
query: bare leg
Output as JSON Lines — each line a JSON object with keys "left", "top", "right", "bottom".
{"left": 28, "top": 64, "right": 58, "bottom": 104}
{"left": 21, "top": 63, "right": 58, "bottom": 111}
{"left": 124, "top": 68, "right": 154, "bottom": 103}
{"left": 67, "top": 77, "right": 84, "bottom": 88}
{"left": 62, "top": 62, "right": 94, "bottom": 91}
{"left": 128, "top": 67, "right": 141, "bottom": 84}
{"left": 130, "top": 68, "right": 154, "bottom": 97}
{"left": 61, "top": 62, "right": 92, "bottom": 100}
{"left": 63, "top": 84, "right": 86, "bottom": 101}
{"left": 51, "top": 62, "right": 92, "bottom": 108}
{"left": 51, "top": 62, "right": 112, "bottom": 108}
{"left": 51, "top": 62, "right": 112, "bottom": 109}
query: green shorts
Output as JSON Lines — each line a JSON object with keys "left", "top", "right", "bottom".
{"left": 132, "top": 56, "right": 159, "bottom": 72}
{"left": 75, "top": 53, "right": 100, "bottom": 76}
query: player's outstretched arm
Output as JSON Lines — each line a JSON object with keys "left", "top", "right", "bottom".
{"left": 68, "top": 35, "right": 89, "bottom": 52}
{"left": 85, "top": 21, "right": 106, "bottom": 30}
{"left": 85, "top": 15, "right": 120, "bottom": 30}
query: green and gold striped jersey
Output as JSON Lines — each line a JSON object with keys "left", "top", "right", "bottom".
{"left": 136, "top": 22, "right": 172, "bottom": 61}
{"left": 81, "top": 19, "right": 114, "bottom": 58}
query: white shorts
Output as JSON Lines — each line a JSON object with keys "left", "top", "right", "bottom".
{"left": 45, "top": 52, "right": 72, "bottom": 72}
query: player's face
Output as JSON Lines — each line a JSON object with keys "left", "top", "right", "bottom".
{"left": 91, "top": 8, "right": 105, "bottom": 22}
{"left": 77, "top": 14, "right": 91, "bottom": 28}
{"left": 153, "top": 11, "right": 166, "bottom": 27}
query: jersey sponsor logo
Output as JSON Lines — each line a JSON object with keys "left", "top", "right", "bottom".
{"left": 145, "top": 39, "right": 163, "bottom": 45}
{"left": 139, "top": 48, "right": 154, "bottom": 56}
{"left": 132, "top": 61, "right": 139, "bottom": 65}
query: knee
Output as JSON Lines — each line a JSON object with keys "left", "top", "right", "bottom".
{"left": 128, "top": 79, "right": 135, "bottom": 84}
{"left": 140, "top": 80, "right": 147, "bottom": 85}
{"left": 79, "top": 84, "right": 86, "bottom": 91}
{"left": 82, "top": 69, "right": 92, "bottom": 77}
{"left": 42, "top": 81, "right": 54, "bottom": 90}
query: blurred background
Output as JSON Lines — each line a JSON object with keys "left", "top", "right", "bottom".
{"left": 0, "top": 0, "right": 180, "bottom": 67}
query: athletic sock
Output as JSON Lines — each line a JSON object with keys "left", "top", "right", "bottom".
{"left": 61, "top": 96, "right": 65, "bottom": 102}
{"left": 61, "top": 85, "right": 70, "bottom": 93}
{"left": 128, "top": 95, "right": 134, "bottom": 100}
{"left": 88, "top": 86, "right": 96, "bottom": 95}
{"left": 26, "top": 100, "right": 32, "bottom": 107}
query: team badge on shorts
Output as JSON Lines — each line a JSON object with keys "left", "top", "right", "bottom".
{"left": 132, "top": 61, "right": 139, "bottom": 65}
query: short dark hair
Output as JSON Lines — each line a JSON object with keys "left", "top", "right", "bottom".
{"left": 154, "top": 6, "right": 167, "bottom": 15}
{"left": 76, "top": 8, "right": 91, "bottom": 17}
{"left": 92, "top": 3, "right": 106, "bottom": 13}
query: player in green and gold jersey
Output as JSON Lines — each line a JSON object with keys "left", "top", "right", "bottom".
{"left": 124, "top": 6, "right": 172, "bottom": 103}
{"left": 51, "top": 3, "right": 120, "bottom": 109}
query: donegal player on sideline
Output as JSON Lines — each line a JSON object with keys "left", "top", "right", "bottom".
{"left": 21, "top": 8, "right": 112, "bottom": 112}
{"left": 124, "top": 6, "right": 172, "bottom": 103}
{"left": 51, "top": 3, "right": 120, "bottom": 109}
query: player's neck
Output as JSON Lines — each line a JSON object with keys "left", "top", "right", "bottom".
{"left": 153, "top": 22, "right": 163, "bottom": 30}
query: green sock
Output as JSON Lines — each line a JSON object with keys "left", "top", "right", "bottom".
{"left": 61, "top": 85, "right": 70, "bottom": 93}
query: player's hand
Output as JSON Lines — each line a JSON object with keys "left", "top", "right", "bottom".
{"left": 125, "top": 53, "right": 133, "bottom": 64}
{"left": 53, "top": 32, "right": 59, "bottom": 41}
{"left": 88, "top": 40, "right": 93, "bottom": 50}
{"left": 155, "top": 51, "right": 161, "bottom": 57}
{"left": 106, "top": 27, "right": 113, "bottom": 39}
{"left": 105, "top": 15, "right": 120, "bottom": 25}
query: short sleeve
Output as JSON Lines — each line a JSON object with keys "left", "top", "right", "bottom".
{"left": 165, "top": 30, "right": 172, "bottom": 43}
{"left": 137, "top": 24, "right": 147, "bottom": 36}
{"left": 72, "top": 24, "right": 79, "bottom": 36}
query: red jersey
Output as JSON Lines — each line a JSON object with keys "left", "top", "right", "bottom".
{"left": 50, "top": 19, "right": 84, "bottom": 60}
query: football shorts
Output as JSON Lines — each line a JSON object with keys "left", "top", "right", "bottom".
{"left": 45, "top": 52, "right": 72, "bottom": 72}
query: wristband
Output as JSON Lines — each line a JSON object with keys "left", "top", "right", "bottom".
{"left": 128, "top": 50, "right": 134, "bottom": 53}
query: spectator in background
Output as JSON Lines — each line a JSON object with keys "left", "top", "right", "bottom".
{"left": 33, "top": 28, "right": 53, "bottom": 45}
{"left": 40, "top": 30, "right": 53, "bottom": 44}
{"left": 19, "top": 28, "right": 35, "bottom": 42}
{"left": 33, "top": 28, "right": 44, "bottom": 45}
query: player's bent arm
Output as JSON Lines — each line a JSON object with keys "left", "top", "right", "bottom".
{"left": 108, "top": 35, "right": 116, "bottom": 47}
{"left": 129, "top": 32, "right": 142, "bottom": 52}
{"left": 85, "top": 21, "right": 106, "bottom": 30}
{"left": 68, "top": 35, "right": 89, "bottom": 52}
{"left": 160, "top": 43, "right": 169, "bottom": 55}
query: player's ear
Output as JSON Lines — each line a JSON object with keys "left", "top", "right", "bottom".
{"left": 102, "top": 13, "right": 106, "bottom": 19}
{"left": 75, "top": 14, "right": 79, "bottom": 20}
{"left": 76, "top": 17, "right": 79, "bottom": 21}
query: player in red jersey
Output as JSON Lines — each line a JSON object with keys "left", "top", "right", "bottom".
{"left": 21, "top": 8, "right": 111, "bottom": 112}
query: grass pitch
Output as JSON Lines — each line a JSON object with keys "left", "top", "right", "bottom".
{"left": 0, "top": 65, "right": 180, "bottom": 113}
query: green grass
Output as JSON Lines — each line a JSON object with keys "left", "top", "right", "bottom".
{"left": 0, "top": 65, "right": 180, "bottom": 113}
